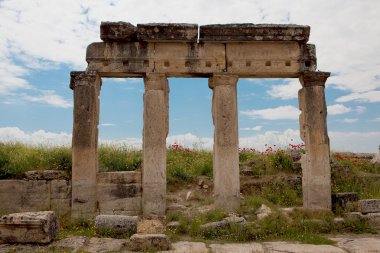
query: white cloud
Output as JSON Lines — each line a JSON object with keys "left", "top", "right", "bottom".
{"left": 0, "top": 127, "right": 72, "bottom": 146}
{"left": 1, "top": 127, "right": 379, "bottom": 153}
{"left": 338, "top": 118, "right": 358, "bottom": 123}
{"left": 327, "top": 104, "right": 351, "bottom": 115}
{"left": 267, "top": 79, "right": 300, "bottom": 100}
{"left": 22, "top": 90, "right": 72, "bottom": 108}
{"left": 355, "top": 106, "right": 366, "bottom": 113}
{"left": 240, "top": 126, "right": 263, "bottom": 131}
{"left": 241, "top": 105, "right": 299, "bottom": 120}
{"left": 100, "top": 123, "right": 116, "bottom": 127}
{"left": 336, "top": 91, "right": 380, "bottom": 103}
{"left": 371, "top": 117, "right": 380, "bottom": 122}
{"left": 329, "top": 131, "right": 380, "bottom": 153}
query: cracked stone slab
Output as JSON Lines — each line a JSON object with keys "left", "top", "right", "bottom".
{"left": 210, "top": 243, "right": 264, "bottom": 253}
{"left": 262, "top": 241, "right": 346, "bottom": 253}
{"left": 330, "top": 237, "right": 380, "bottom": 253}
{"left": 162, "top": 241, "right": 209, "bottom": 253}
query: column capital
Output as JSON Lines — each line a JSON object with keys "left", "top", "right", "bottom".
{"left": 299, "top": 71, "right": 330, "bottom": 88}
{"left": 144, "top": 73, "right": 167, "bottom": 90}
{"left": 208, "top": 74, "right": 238, "bottom": 89}
{"left": 70, "top": 71, "right": 101, "bottom": 90}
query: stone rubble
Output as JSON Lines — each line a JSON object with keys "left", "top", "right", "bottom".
{"left": 256, "top": 204, "right": 272, "bottom": 220}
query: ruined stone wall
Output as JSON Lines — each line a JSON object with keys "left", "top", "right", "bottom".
{"left": 0, "top": 171, "right": 141, "bottom": 216}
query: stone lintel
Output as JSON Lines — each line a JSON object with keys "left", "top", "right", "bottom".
{"left": 199, "top": 24, "right": 310, "bottom": 42}
{"left": 144, "top": 73, "right": 167, "bottom": 90}
{"left": 70, "top": 71, "right": 101, "bottom": 90}
{"left": 100, "top": 22, "right": 137, "bottom": 42}
{"left": 137, "top": 23, "right": 198, "bottom": 42}
{"left": 299, "top": 71, "right": 330, "bottom": 87}
{"left": 208, "top": 75, "right": 238, "bottom": 89}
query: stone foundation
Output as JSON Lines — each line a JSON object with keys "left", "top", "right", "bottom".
{"left": 0, "top": 171, "right": 142, "bottom": 217}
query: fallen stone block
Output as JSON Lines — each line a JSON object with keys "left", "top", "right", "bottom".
{"left": 0, "top": 211, "right": 59, "bottom": 244}
{"left": 127, "top": 233, "right": 171, "bottom": 251}
{"left": 137, "top": 219, "right": 165, "bottom": 234}
{"left": 95, "top": 215, "right": 138, "bottom": 235}
{"left": 358, "top": 199, "right": 380, "bottom": 213}
{"left": 332, "top": 192, "right": 358, "bottom": 211}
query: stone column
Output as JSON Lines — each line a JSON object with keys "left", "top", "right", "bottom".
{"left": 70, "top": 71, "right": 101, "bottom": 219}
{"left": 142, "top": 73, "right": 169, "bottom": 215}
{"left": 209, "top": 75, "right": 240, "bottom": 211}
{"left": 298, "top": 71, "right": 331, "bottom": 210}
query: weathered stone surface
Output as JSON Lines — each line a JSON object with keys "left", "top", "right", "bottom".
{"left": 100, "top": 21, "right": 137, "bottom": 42}
{"left": 332, "top": 192, "right": 358, "bottom": 211}
{"left": 71, "top": 71, "right": 101, "bottom": 219}
{"left": 49, "top": 235, "right": 87, "bottom": 252}
{"left": 24, "top": 170, "right": 69, "bottom": 180}
{"left": 226, "top": 42, "right": 302, "bottom": 77}
{"left": 199, "top": 24, "right": 310, "bottom": 42}
{"left": 137, "top": 219, "right": 165, "bottom": 234}
{"left": 0, "top": 180, "right": 25, "bottom": 214}
{"left": 97, "top": 171, "right": 142, "bottom": 184}
{"left": 22, "top": 180, "right": 50, "bottom": 210}
{"left": 331, "top": 236, "right": 380, "bottom": 253}
{"left": 168, "top": 241, "right": 209, "bottom": 253}
{"left": 127, "top": 234, "right": 171, "bottom": 251}
{"left": 299, "top": 72, "right": 331, "bottom": 210}
{"left": 333, "top": 217, "right": 345, "bottom": 226}
{"left": 96, "top": 173, "right": 142, "bottom": 214}
{"left": 200, "top": 220, "right": 229, "bottom": 231}
{"left": 256, "top": 204, "right": 272, "bottom": 220}
{"left": 167, "top": 221, "right": 180, "bottom": 230}
{"left": 0, "top": 211, "right": 59, "bottom": 244}
{"left": 142, "top": 73, "right": 169, "bottom": 215}
{"left": 365, "top": 213, "right": 380, "bottom": 228}
{"left": 95, "top": 215, "right": 138, "bottom": 235}
{"left": 51, "top": 179, "right": 71, "bottom": 199}
{"left": 210, "top": 75, "right": 240, "bottom": 211}
{"left": 167, "top": 203, "right": 187, "bottom": 213}
{"left": 97, "top": 197, "right": 141, "bottom": 215}
{"left": 358, "top": 199, "right": 380, "bottom": 213}
{"left": 223, "top": 214, "right": 246, "bottom": 223}
{"left": 210, "top": 243, "right": 264, "bottom": 253}
{"left": 83, "top": 237, "right": 128, "bottom": 253}
{"left": 137, "top": 23, "right": 198, "bottom": 42}
{"left": 50, "top": 199, "right": 71, "bottom": 216}
{"left": 262, "top": 241, "right": 345, "bottom": 253}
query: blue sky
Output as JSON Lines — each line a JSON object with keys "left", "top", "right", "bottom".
{"left": 0, "top": 0, "right": 379, "bottom": 152}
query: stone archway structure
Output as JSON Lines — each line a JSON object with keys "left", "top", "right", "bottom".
{"left": 70, "top": 22, "right": 331, "bottom": 218}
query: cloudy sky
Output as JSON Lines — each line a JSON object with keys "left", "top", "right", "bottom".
{"left": 0, "top": 0, "right": 379, "bottom": 152}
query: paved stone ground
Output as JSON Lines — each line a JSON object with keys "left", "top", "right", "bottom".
{"left": 0, "top": 234, "right": 379, "bottom": 252}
